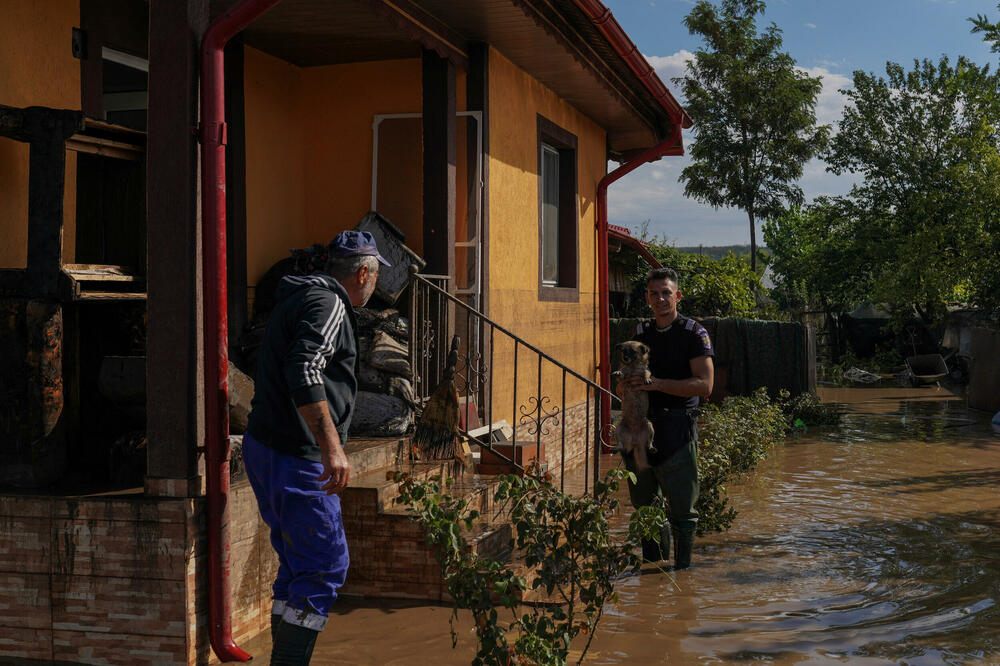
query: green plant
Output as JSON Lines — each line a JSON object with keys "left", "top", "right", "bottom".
{"left": 394, "top": 469, "right": 666, "bottom": 666}
{"left": 779, "top": 390, "right": 844, "bottom": 431}
{"left": 696, "top": 388, "right": 788, "bottom": 533}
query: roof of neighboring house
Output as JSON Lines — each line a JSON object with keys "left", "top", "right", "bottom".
{"left": 608, "top": 224, "right": 661, "bottom": 269}
{"left": 210, "top": 0, "right": 690, "bottom": 155}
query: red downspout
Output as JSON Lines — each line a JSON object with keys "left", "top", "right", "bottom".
{"left": 597, "top": 124, "right": 682, "bottom": 445}
{"left": 201, "top": 0, "right": 281, "bottom": 661}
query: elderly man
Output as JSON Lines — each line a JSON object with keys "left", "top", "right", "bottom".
{"left": 618, "top": 267, "right": 714, "bottom": 570}
{"left": 242, "top": 230, "right": 389, "bottom": 664}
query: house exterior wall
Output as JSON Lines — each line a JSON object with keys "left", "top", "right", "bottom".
{"left": 485, "top": 47, "right": 606, "bottom": 445}
{"left": 0, "top": 0, "right": 80, "bottom": 269}
{"left": 244, "top": 50, "right": 468, "bottom": 296}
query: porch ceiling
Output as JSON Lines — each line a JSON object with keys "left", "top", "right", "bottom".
{"left": 211, "top": 0, "right": 684, "bottom": 155}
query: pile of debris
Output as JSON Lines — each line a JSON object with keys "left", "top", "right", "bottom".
{"left": 351, "top": 306, "right": 415, "bottom": 436}
{"left": 233, "top": 211, "right": 424, "bottom": 439}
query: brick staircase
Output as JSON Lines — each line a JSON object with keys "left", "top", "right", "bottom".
{"left": 338, "top": 435, "right": 517, "bottom": 602}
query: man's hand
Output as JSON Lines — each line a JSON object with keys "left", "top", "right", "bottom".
{"left": 298, "top": 401, "right": 351, "bottom": 494}
{"left": 317, "top": 443, "right": 351, "bottom": 495}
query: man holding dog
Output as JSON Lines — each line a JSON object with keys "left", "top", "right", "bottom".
{"left": 617, "top": 267, "right": 714, "bottom": 569}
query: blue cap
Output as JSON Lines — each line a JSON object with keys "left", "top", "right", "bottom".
{"left": 329, "top": 230, "right": 391, "bottom": 267}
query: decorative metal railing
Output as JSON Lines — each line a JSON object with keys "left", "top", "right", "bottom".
{"left": 407, "top": 269, "right": 612, "bottom": 497}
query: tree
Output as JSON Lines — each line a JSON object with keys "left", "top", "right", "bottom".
{"left": 821, "top": 56, "right": 1000, "bottom": 322}
{"left": 676, "top": 0, "right": 829, "bottom": 273}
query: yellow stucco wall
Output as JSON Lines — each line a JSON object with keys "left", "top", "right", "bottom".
{"left": 486, "top": 47, "right": 606, "bottom": 417}
{"left": 0, "top": 0, "right": 81, "bottom": 268}
{"left": 245, "top": 50, "right": 469, "bottom": 290}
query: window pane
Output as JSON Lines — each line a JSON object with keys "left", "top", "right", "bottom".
{"left": 541, "top": 144, "right": 560, "bottom": 285}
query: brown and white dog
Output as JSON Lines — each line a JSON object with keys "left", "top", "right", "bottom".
{"left": 613, "top": 341, "right": 656, "bottom": 471}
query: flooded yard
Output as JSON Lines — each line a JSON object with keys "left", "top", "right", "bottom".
{"left": 246, "top": 386, "right": 1000, "bottom": 664}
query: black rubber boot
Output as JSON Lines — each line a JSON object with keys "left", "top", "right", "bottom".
{"left": 271, "top": 613, "right": 281, "bottom": 644}
{"left": 674, "top": 531, "right": 694, "bottom": 569}
{"left": 641, "top": 522, "right": 672, "bottom": 563}
{"left": 270, "top": 621, "right": 319, "bottom": 666}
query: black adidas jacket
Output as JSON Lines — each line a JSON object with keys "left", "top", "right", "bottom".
{"left": 246, "top": 273, "right": 358, "bottom": 461}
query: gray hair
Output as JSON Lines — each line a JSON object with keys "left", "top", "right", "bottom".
{"left": 325, "top": 254, "right": 380, "bottom": 281}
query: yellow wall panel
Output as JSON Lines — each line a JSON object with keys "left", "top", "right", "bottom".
{"left": 0, "top": 0, "right": 81, "bottom": 269}
{"left": 485, "top": 47, "right": 606, "bottom": 418}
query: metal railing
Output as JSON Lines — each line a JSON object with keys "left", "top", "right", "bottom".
{"left": 407, "top": 269, "right": 612, "bottom": 497}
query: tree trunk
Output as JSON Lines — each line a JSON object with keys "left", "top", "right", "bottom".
{"left": 748, "top": 209, "right": 757, "bottom": 273}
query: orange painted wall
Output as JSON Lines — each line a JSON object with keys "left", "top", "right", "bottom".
{"left": 244, "top": 47, "right": 307, "bottom": 289}
{"left": 0, "top": 0, "right": 81, "bottom": 268}
{"left": 486, "top": 47, "right": 607, "bottom": 420}
{"left": 244, "top": 50, "right": 469, "bottom": 290}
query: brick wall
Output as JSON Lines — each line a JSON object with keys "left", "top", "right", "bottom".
{"left": 0, "top": 493, "right": 194, "bottom": 664}
{"left": 0, "top": 481, "right": 279, "bottom": 665}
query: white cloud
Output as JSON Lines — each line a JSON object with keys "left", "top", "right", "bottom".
{"left": 796, "top": 65, "right": 852, "bottom": 128}
{"left": 604, "top": 51, "right": 859, "bottom": 245}
{"left": 646, "top": 50, "right": 696, "bottom": 92}
{"left": 804, "top": 22, "right": 817, "bottom": 29}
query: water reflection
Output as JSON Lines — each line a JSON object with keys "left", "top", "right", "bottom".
{"left": 248, "top": 387, "right": 1000, "bottom": 665}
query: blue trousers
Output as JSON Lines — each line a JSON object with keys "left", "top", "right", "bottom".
{"left": 243, "top": 433, "right": 350, "bottom": 629}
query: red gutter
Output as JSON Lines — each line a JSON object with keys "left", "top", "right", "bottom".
{"left": 572, "top": 0, "right": 693, "bottom": 129}
{"left": 201, "top": 0, "right": 281, "bottom": 661}
{"left": 597, "top": 124, "right": 682, "bottom": 445}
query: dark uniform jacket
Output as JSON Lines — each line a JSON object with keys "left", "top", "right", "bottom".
{"left": 247, "top": 273, "right": 358, "bottom": 461}
{"left": 633, "top": 313, "right": 714, "bottom": 461}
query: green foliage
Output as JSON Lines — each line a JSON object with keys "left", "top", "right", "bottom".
{"left": 676, "top": 0, "right": 829, "bottom": 271}
{"left": 767, "top": 55, "right": 1000, "bottom": 322}
{"left": 614, "top": 230, "right": 767, "bottom": 320}
{"left": 779, "top": 391, "right": 843, "bottom": 429}
{"left": 696, "top": 388, "right": 787, "bottom": 533}
{"left": 394, "top": 469, "right": 666, "bottom": 666}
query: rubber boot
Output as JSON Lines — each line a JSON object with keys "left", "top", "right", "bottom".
{"left": 641, "top": 522, "right": 672, "bottom": 563}
{"left": 270, "top": 621, "right": 319, "bottom": 666}
{"left": 271, "top": 613, "right": 281, "bottom": 643}
{"left": 674, "top": 530, "right": 694, "bottom": 570}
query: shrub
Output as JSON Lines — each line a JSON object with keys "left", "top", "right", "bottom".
{"left": 394, "top": 469, "right": 666, "bottom": 666}
{"left": 695, "top": 388, "right": 788, "bottom": 533}
{"left": 780, "top": 390, "right": 843, "bottom": 428}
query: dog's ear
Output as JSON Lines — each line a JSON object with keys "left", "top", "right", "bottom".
{"left": 615, "top": 342, "right": 625, "bottom": 353}
{"left": 639, "top": 342, "right": 650, "bottom": 354}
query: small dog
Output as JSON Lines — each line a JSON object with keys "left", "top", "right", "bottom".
{"left": 613, "top": 341, "right": 656, "bottom": 471}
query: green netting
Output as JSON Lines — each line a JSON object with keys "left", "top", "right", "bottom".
{"left": 609, "top": 317, "right": 809, "bottom": 399}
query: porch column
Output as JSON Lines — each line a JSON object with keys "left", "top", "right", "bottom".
{"left": 145, "top": 0, "right": 209, "bottom": 495}
{"left": 421, "top": 49, "right": 456, "bottom": 280}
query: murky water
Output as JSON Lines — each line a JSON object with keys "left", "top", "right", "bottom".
{"left": 245, "top": 386, "right": 1000, "bottom": 664}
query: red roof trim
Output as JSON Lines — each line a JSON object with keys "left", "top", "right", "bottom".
{"left": 608, "top": 225, "right": 662, "bottom": 269}
{"left": 571, "top": 0, "right": 693, "bottom": 128}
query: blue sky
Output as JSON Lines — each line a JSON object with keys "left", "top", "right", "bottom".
{"left": 602, "top": 0, "right": 1000, "bottom": 246}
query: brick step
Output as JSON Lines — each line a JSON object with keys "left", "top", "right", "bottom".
{"left": 343, "top": 460, "right": 466, "bottom": 513}
{"left": 343, "top": 435, "right": 410, "bottom": 476}
{"left": 340, "top": 510, "right": 514, "bottom": 602}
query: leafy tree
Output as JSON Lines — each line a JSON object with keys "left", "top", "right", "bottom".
{"left": 820, "top": 56, "right": 1000, "bottom": 322}
{"left": 676, "top": 0, "right": 829, "bottom": 272}
{"left": 763, "top": 199, "right": 875, "bottom": 313}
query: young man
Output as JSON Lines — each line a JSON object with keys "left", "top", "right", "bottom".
{"left": 242, "top": 230, "right": 389, "bottom": 664}
{"left": 618, "top": 267, "right": 714, "bottom": 569}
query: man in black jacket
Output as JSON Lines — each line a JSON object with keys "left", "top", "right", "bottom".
{"left": 243, "top": 230, "right": 388, "bottom": 665}
{"left": 617, "top": 267, "right": 714, "bottom": 570}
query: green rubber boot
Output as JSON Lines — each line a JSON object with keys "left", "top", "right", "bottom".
{"left": 674, "top": 530, "right": 694, "bottom": 570}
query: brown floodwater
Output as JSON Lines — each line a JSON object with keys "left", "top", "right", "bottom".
{"left": 244, "top": 386, "right": 1000, "bottom": 664}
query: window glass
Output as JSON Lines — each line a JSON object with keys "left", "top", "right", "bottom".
{"left": 541, "top": 143, "right": 560, "bottom": 285}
